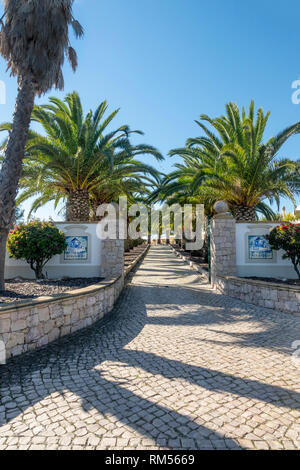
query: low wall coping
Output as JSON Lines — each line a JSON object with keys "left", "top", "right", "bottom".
{"left": 124, "top": 244, "right": 150, "bottom": 277}
{"left": 217, "top": 274, "right": 300, "bottom": 292}
{"left": 235, "top": 220, "right": 299, "bottom": 224}
{"left": 0, "top": 274, "right": 122, "bottom": 314}
{"left": 54, "top": 221, "right": 99, "bottom": 224}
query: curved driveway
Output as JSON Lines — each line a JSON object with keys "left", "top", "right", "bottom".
{"left": 1, "top": 245, "right": 300, "bottom": 450}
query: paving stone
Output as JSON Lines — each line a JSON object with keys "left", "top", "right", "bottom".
{"left": 1, "top": 246, "right": 300, "bottom": 450}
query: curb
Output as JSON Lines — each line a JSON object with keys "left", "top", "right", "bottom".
{"left": 169, "top": 245, "right": 210, "bottom": 282}
{"left": 124, "top": 244, "right": 150, "bottom": 277}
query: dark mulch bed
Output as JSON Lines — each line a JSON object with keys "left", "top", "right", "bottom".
{"left": 0, "top": 278, "right": 104, "bottom": 305}
{"left": 245, "top": 276, "right": 300, "bottom": 287}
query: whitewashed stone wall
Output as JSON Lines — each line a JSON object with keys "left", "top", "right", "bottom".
{"left": 235, "top": 222, "right": 298, "bottom": 279}
{"left": 210, "top": 214, "right": 300, "bottom": 315}
{"left": 5, "top": 223, "right": 102, "bottom": 280}
{"left": 5, "top": 223, "right": 125, "bottom": 281}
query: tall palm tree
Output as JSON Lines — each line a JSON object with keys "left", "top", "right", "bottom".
{"left": 0, "top": 0, "right": 83, "bottom": 289}
{"left": 10, "top": 92, "right": 163, "bottom": 221}
{"left": 170, "top": 101, "right": 300, "bottom": 221}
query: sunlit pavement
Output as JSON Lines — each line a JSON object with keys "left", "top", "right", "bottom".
{"left": 1, "top": 245, "right": 300, "bottom": 450}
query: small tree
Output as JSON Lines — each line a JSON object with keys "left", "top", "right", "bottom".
{"left": 267, "top": 223, "right": 300, "bottom": 279}
{"left": 7, "top": 221, "right": 67, "bottom": 280}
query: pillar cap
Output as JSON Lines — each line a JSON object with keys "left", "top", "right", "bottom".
{"left": 213, "top": 201, "right": 234, "bottom": 219}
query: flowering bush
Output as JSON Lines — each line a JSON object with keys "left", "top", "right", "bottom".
{"left": 7, "top": 221, "right": 67, "bottom": 280}
{"left": 267, "top": 223, "right": 300, "bottom": 279}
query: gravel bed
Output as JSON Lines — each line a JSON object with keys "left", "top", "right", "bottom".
{"left": 0, "top": 244, "right": 148, "bottom": 305}
{"left": 0, "top": 278, "right": 104, "bottom": 305}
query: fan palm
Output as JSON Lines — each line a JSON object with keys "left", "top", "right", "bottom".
{"left": 9, "top": 92, "right": 163, "bottom": 221}
{"left": 170, "top": 101, "right": 300, "bottom": 221}
{"left": 0, "top": 0, "right": 83, "bottom": 289}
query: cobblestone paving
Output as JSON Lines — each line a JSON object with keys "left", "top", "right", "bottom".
{"left": 1, "top": 245, "right": 300, "bottom": 450}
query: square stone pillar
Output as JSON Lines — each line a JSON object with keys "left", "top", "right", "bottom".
{"left": 210, "top": 214, "right": 236, "bottom": 287}
{"left": 101, "top": 239, "right": 124, "bottom": 279}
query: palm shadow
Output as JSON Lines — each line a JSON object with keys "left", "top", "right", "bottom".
{"left": 1, "top": 248, "right": 300, "bottom": 448}
{"left": 0, "top": 286, "right": 242, "bottom": 448}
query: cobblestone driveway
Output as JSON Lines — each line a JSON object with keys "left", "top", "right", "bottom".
{"left": 1, "top": 245, "right": 300, "bottom": 450}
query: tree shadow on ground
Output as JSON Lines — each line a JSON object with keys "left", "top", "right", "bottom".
{"left": 0, "top": 287, "right": 242, "bottom": 448}
{"left": 1, "top": 247, "right": 300, "bottom": 448}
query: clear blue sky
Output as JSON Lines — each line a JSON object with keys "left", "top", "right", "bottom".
{"left": 0, "top": 0, "right": 300, "bottom": 219}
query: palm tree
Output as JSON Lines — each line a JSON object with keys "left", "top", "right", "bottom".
{"left": 10, "top": 92, "right": 163, "bottom": 221}
{"left": 170, "top": 101, "right": 300, "bottom": 221}
{"left": 90, "top": 177, "right": 150, "bottom": 221}
{"left": 0, "top": 0, "right": 83, "bottom": 289}
{"left": 150, "top": 174, "right": 214, "bottom": 255}
{"left": 88, "top": 147, "right": 163, "bottom": 221}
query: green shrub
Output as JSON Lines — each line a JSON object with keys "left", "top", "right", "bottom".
{"left": 124, "top": 239, "right": 130, "bottom": 252}
{"left": 267, "top": 223, "right": 300, "bottom": 279}
{"left": 124, "top": 238, "right": 144, "bottom": 252}
{"left": 7, "top": 221, "right": 67, "bottom": 280}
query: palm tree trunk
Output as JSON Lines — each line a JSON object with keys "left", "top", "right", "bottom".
{"left": 0, "top": 78, "right": 35, "bottom": 290}
{"left": 166, "top": 229, "right": 170, "bottom": 245}
{"left": 90, "top": 201, "right": 99, "bottom": 222}
{"left": 0, "top": 229, "right": 8, "bottom": 291}
{"left": 90, "top": 198, "right": 107, "bottom": 222}
{"left": 196, "top": 215, "right": 209, "bottom": 262}
{"left": 230, "top": 205, "right": 257, "bottom": 222}
{"left": 147, "top": 209, "right": 151, "bottom": 245}
{"left": 66, "top": 189, "right": 90, "bottom": 222}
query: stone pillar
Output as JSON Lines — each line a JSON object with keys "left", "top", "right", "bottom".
{"left": 101, "top": 238, "right": 124, "bottom": 279}
{"left": 97, "top": 202, "right": 125, "bottom": 279}
{"left": 210, "top": 213, "right": 236, "bottom": 287}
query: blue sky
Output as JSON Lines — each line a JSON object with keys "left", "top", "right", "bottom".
{"left": 0, "top": 0, "right": 300, "bottom": 219}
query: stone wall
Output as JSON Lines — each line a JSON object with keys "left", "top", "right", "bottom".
{"left": 0, "top": 241, "right": 150, "bottom": 362}
{"left": 170, "top": 245, "right": 209, "bottom": 282}
{"left": 124, "top": 244, "right": 150, "bottom": 277}
{"left": 209, "top": 212, "right": 300, "bottom": 316}
{"left": 214, "top": 275, "right": 300, "bottom": 316}
{"left": 0, "top": 275, "right": 124, "bottom": 361}
{"left": 101, "top": 239, "right": 124, "bottom": 278}
{"left": 210, "top": 214, "right": 236, "bottom": 287}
